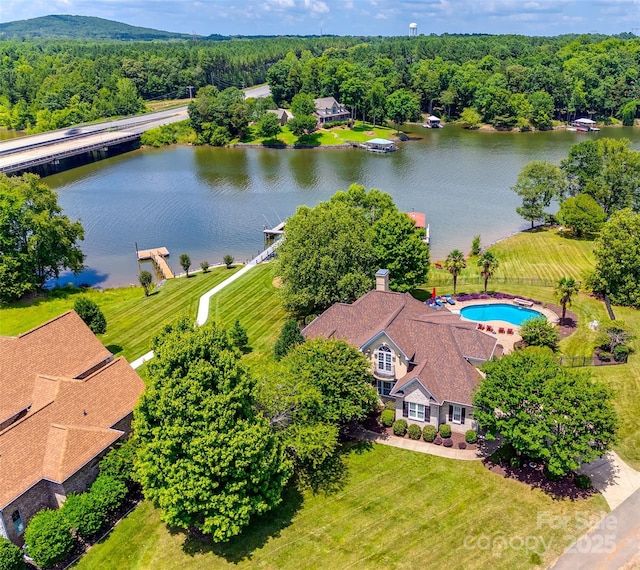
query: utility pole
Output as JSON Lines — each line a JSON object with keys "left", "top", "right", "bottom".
{"left": 186, "top": 86, "right": 195, "bottom": 99}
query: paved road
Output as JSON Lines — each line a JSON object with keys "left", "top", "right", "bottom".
{"left": 549, "top": 487, "right": 640, "bottom": 570}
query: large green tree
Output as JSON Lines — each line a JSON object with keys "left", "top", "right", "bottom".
{"left": 511, "top": 161, "right": 566, "bottom": 228}
{"left": 474, "top": 348, "right": 618, "bottom": 477}
{"left": 0, "top": 173, "right": 84, "bottom": 302}
{"left": 557, "top": 193, "right": 607, "bottom": 237}
{"left": 589, "top": 208, "right": 640, "bottom": 306}
{"left": 276, "top": 185, "right": 429, "bottom": 317}
{"left": 133, "top": 318, "right": 290, "bottom": 542}
{"left": 561, "top": 138, "right": 640, "bottom": 214}
{"left": 386, "top": 89, "right": 421, "bottom": 132}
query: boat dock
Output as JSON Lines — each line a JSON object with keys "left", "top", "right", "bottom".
{"left": 263, "top": 220, "right": 286, "bottom": 239}
{"left": 136, "top": 246, "right": 174, "bottom": 279}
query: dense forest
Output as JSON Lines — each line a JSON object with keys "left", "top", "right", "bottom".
{"left": 0, "top": 31, "right": 638, "bottom": 133}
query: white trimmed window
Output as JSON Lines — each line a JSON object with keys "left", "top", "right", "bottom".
{"left": 452, "top": 404, "right": 462, "bottom": 423}
{"left": 376, "top": 345, "right": 393, "bottom": 374}
{"left": 408, "top": 402, "right": 426, "bottom": 421}
{"left": 376, "top": 380, "right": 394, "bottom": 397}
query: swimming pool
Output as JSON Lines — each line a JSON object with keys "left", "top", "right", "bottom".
{"left": 460, "top": 303, "right": 543, "bottom": 326}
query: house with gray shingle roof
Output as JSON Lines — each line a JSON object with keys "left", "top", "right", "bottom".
{"left": 313, "top": 96, "right": 350, "bottom": 125}
{"left": 302, "top": 270, "right": 499, "bottom": 433}
{"left": 0, "top": 311, "right": 144, "bottom": 545}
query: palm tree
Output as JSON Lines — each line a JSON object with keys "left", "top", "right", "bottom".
{"left": 555, "top": 276, "right": 580, "bottom": 325}
{"left": 477, "top": 251, "right": 499, "bottom": 293}
{"left": 444, "top": 249, "right": 466, "bottom": 295}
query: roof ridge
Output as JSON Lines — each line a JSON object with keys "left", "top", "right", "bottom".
{"left": 0, "top": 400, "right": 55, "bottom": 435}
{"left": 17, "top": 311, "right": 75, "bottom": 339}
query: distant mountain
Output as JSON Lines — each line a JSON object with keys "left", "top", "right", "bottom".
{"left": 0, "top": 15, "right": 224, "bottom": 41}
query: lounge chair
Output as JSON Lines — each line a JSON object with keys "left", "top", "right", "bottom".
{"left": 498, "top": 327, "right": 505, "bottom": 334}
{"left": 486, "top": 325, "right": 493, "bottom": 332}
{"left": 434, "top": 298, "right": 444, "bottom": 307}
{"left": 507, "top": 328, "right": 514, "bottom": 335}
{"left": 444, "top": 294, "right": 456, "bottom": 305}
{"left": 477, "top": 323, "right": 485, "bottom": 330}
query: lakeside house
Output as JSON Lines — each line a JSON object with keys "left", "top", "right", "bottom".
{"left": 314, "top": 97, "right": 350, "bottom": 125}
{"left": 303, "top": 270, "right": 499, "bottom": 433}
{"left": 0, "top": 312, "right": 144, "bottom": 545}
{"left": 267, "top": 108, "right": 294, "bottom": 126}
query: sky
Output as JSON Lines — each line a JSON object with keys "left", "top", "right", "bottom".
{"left": 1, "top": 0, "right": 639, "bottom": 37}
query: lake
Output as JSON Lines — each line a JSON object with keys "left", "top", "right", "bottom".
{"left": 44, "top": 125, "right": 640, "bottom": 289}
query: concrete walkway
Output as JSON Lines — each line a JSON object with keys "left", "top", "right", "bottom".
{"left": 347, "top": 425, "right": 497, "bottom": 461}
{"left": 578, "top": 451, "right": 640, "bottom": 510}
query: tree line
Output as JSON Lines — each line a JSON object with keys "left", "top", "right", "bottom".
{"left": 1, "top": 33, "right": 638, "bottom": 133}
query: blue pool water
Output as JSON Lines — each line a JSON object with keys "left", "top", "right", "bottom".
{"left": 460, "top": 303, "right": 543, "bottom": 326}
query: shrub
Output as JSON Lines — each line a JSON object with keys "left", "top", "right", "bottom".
{"left": 598, "top": 351, "right": 611, "bottom": 362}
{"left": 24, "top": 509, "right": 75, "bottom": 569}
{"left": 520, "top": 316, "right": 559, "bottom": 351}
{"left": 510, "top": 456, "right": 521, "bottom": 468}
{"left": 443, "top": 437, "right": 453, "bottom": 447}
{"left": 408, "top": 424, "right": 422, "bottom": 440}
{"left": 613, "top": 344, "right": 630, "bottom": 362}
{"left": 384, "top": 400, "right": 396, "bottom": 411}
{"left": 458, "top": 442, "right": 467, "bottom": 449}
{"left": 0, "top": 537, "right": 26, "bottom": 570}
{"left": 439, "top": 424, "right": 451, "bottom": 438}
{"left": 99, "top": 438, "right": 137, "bottom": 488}
{"left": 575, "top": 473, "right": 592, "bottom": 490}
{"left": 90, "top": 474, "right": 128, "bottom": 513}
{"left": 273, "top": 320, "right": 304, "bottom": 360}
{"left": 465, "top": 430, "right": 478, "bottom": 444}
{"left": 423, "top": 425, "right": 437, "bottom": 442}
{"left": 229, "top": 320, "right": 249, "bottom": 352}
{"left": 62, "top": 493, "right": 105, "bottom": 538}
{"left": 380, "top": 409, "right": 395, "bottom": 427}
{"left": 434, "top": 434, "right": 443, "bottom": 445}
{"left": 200, "top": 260, "right": 210, "bottom": 273}
{"left": 223, "top": 254, "right": 234, "bottom": 269}
{"left": 73, "top": 297, "right": 107, "bottom": 334}
{"left": 392, "top": 419, "right": 407, "bottom": 436}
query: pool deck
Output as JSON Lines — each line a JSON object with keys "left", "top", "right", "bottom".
{"left": 446, "top": 298, "right": 559, "bottom": 354}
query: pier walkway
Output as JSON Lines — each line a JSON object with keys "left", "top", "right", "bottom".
{"left": 137, "top": 247, "right": 174, "bottom": 280}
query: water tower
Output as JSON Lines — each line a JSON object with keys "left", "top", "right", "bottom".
{"left": 409, "top": 22, "right": 418, "bottom": 37}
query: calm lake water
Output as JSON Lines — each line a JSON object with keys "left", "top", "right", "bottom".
{"left": 44, "top": 125, "right": 640, "bottom": 289}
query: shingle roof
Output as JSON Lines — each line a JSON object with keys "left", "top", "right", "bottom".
{"left": 303, "top": 290, "right": 497, "bottom": 406}
{"left": 0, "top": 313, "right": 144, "bottom": 509}
{"left": 0, "top": 311, "right": 111, "bottom": 424}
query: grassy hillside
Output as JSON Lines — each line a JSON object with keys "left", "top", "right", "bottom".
{"left": 0, "top": 15, "right": 198, "bottom": 41}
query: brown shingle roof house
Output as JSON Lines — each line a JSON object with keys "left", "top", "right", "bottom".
{"left": 0, "top": 311, "right": 144, "bottom": 545}
{"left": 303, "top": 270, "right": 499, "bottom": 433}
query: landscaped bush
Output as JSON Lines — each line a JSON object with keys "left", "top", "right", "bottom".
{"left": 380, "top": 409, "right": 395, "bottom": 427}
{"left": 613, "top": 345, "right": 630, "bottom": 362}
{"left": 0, "top": 537, "right": 26, "bottom": 570}
{"left": 392, "top": 419, "right": 407, "bottom": 436}
{"left": 439, "top": 424, "right": 451, "bottom": 438}
{"left": 490, "top": 443, "right": 517, "bottom": 465}
{"left": 99, "top": 438, "right": 137, "bottom": 488}
{"left": 384, "top": 400, "right": 396, "bottom": 410}
{"left": 24, "top": 509, "right": 76, "bottom": 569}
{"left": 90, "top": 474, "right": 128, "bottom": 513}
{"left": 442, "top": 437, "right": 453, "bottom": 447}
{"left": 575, "top": 473, "right": 592, "bottom": 490}
{"left": 62, "top": 493, "right": 106, "bottom": 538}
{"left": 510, "top": 456, "right": 521, "bottom": 468}
{"left": 423, "top": 425, "right": 437, "bottom": 442}
{"left": 598, "top": 351, "right": 611, "bottom": 362}
{"left": 458, "top": 442, "right": 467, "bottom": 449}
{"left": 408, "top": 424, "right": 422, "bottom": 440}
{"left": 465, "top": 430, "right": 478, "bottom": 444}
{"left": 434, "top": 434, "right": 443, "bottom": 445}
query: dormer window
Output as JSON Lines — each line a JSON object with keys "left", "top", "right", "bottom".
{"left": 377, "top": 345, "right": 392, "bottom": 372}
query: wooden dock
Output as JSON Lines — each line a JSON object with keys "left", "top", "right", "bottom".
{"left": 137, "top": 246, "right": 174, "bottom": 279}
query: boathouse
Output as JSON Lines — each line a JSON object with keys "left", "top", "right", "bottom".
{"left": 364, "top": 138, "right": 397, "bottom": 153}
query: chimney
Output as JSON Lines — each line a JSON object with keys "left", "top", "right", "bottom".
{"left": 375, "top": 269, "right": 389, "bottom": 292}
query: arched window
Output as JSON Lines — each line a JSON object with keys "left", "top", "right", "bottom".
{"left": 377, "top": 345, "right": 392, "bottom": 373}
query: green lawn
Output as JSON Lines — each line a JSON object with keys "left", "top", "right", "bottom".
{"left": 240, "top": 121, "right": 398, "bottom": 147}
{"left": 75, "top": 444, "right": 607, "bottom": 570}
{"left": 0, "top": 266, "right": 239, "bottom": 362}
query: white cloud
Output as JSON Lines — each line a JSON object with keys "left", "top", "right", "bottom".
{"left": 375, "top": 11, "right": 387, "bottom": 19}
{"left": 304, "top": 0, "right": 330, "bottom": 13}
{"left": 269, "top": 0, "right": 295, "bottom": 7}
